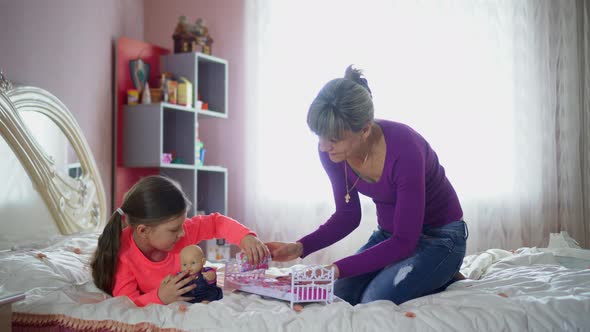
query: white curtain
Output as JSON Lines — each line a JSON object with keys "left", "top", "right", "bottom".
{"left": 244, "top": 0, "right": 590, "bottom": 265}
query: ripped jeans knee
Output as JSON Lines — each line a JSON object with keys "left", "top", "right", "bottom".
{"left": 337, "top": 220, "right": 467, "bottom": 305}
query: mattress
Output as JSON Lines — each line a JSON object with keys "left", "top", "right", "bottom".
{"left": 1, "top": 232, "right": 589, "bottom": 331}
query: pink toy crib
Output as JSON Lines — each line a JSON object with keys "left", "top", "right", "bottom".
{"left": 224, "top": 256, "right": 335, "bottom": 309}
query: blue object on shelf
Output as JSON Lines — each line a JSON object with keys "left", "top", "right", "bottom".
{"left": 199, "top": 148, "right": 206, "bottom": 165}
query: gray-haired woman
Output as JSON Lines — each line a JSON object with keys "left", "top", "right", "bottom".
{"left": 267, "top": 66, "right": 467, "bottom": 305}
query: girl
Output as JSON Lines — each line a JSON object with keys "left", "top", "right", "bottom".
{"left": 91, "top": 175, "right": 269, "bottom": 307}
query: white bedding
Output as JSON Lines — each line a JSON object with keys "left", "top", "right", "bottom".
{"left": 1, "top": 233, "right": 590, "bottom": 332}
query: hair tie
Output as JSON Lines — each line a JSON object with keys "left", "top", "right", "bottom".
{"left": 116, "top": 208, "right": 125, "bottom": 216}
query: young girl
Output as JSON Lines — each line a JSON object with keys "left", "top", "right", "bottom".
{"left": 91, "top": 175, "right": 269, "bottom": 307}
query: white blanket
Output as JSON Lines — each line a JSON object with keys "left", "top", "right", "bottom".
{"left": 1, "top": 233, "right": 589, "bottom": 331}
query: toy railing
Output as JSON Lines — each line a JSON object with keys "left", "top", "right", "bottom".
{"left": 289, "top": 265, "right": 335, "bottom": 308}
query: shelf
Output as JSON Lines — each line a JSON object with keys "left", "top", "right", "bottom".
{"left": 160, "top": 102, "right": 227, "bottom": 119}
{"left": 119, "top": 45, "right": 229, "bottom": 223}
{"left": 159, "top": 167, "right": 196, "bottom": 216}
{"left": 114, "top": 163, "right": 225, "bottom": 171}
{"left": 196, "top": 168, "right": 227, "bottom": 215}
{"left": 126, "top": 102, "right": 196, "bottom": 113}
{"left": 161, "top": 163, "right": 195, "bottom": 170}
{"left": 123, "top": 103, "right": 195, "bottom": 167}
{"left": 161, "top": 102, "right": 195, "bottom": 112}
{"left": 197, "top": 109, "right": 228, "bottom": 119}
{"left": 197, "top": 165, "right": 227, "bottom": 172}
{"left": 126, "top": 103, "right": 227, "bottom": 119}
{"left": 194, "top": 52, "right": 225, "bottom": 63}
{"left": 161, "top": 52, "right": 228, "bottom": 118}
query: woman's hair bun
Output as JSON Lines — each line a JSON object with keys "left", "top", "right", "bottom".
{"left": 344, "top": 65, "right": 372, "bottom": 97}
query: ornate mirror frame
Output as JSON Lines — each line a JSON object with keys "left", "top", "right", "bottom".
{"left": 0, "top": 72, "right": 106, "bottom": 233}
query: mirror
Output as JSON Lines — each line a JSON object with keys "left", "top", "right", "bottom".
{"left": 0, "top": 83, "right": 107, "bottom": 243}
{"left": 19, "top": 111, "right": 83, "bottom": 180}
{"left": 0, "top": 121, "right": 62, "bottom": 250}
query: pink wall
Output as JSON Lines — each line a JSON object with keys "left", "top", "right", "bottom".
{"left": 0, "top": 1, "right": 247, "bottom": 222}
{"left": 0, "top": 0, "right": 145, "bottom": 212}
{"left": 144, "top": 0, "right": 248, "bottom": 223}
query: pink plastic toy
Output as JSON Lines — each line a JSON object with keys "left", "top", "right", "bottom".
{"left": 161, "top": 153, "right": 173, "bottom": 164}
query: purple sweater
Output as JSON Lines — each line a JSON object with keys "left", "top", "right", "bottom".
{"left": 298, "top": 120, "right": 463, "bottom": 279}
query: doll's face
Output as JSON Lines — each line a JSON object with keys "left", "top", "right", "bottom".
{"left": 180, "top": 245, "right": 206, "bottom": 275}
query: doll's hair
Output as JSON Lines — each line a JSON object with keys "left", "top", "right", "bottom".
{"left": 180, "top": 244, "right": 204, "bottom": 261}
{"left": 307, "top": 65, "right": 374, "bottom": 140}
{"left": 91, "top": 175, "right": 191, "bottom": 294}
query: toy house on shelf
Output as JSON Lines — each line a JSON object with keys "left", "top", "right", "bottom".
{"left": 172, "top": 16, "right": 214, "bottom": 55}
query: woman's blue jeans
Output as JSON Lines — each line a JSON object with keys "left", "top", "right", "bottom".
{"left": 334, "top": 220, "right": 468, "bottom": 305}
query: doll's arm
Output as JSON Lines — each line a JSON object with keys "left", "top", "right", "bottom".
{"left": 202, "top": 267, "right": 217, "bottom": 283}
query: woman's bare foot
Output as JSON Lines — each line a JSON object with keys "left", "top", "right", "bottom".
{"left": 453, "top": 272, "right": 466, "bottom": 281}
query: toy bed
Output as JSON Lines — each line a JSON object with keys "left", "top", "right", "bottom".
{"left": 1, "top": 78, "right": 590, "bottom": 332}
{"left": 224, "top": 253, "right": 335, "bottom": 309}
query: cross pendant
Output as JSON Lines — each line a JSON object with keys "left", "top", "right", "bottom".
{"left": 345, "top": 193, "right": 350, "bottom": 204}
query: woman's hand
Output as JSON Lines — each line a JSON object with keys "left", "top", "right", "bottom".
{"left": 325, "top": 264, "right": 340, "bottom": 279}
{"left": 157, "top": 271, "right": 196, "bottom": 304}
{"left": 239, "top": 234, "right": 270, "bottom": 266}
{"left": 265, "top": 241, "right": 303, "bottom": 262}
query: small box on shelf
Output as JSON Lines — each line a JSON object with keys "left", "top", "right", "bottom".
{"left": 177, "top": 77, "right": 193, "bottom": 106}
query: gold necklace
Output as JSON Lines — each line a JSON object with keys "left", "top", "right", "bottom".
{"left": 344, "top": 150, "right": 369, "bottom": 204}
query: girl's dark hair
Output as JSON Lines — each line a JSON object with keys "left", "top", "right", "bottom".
{"left": 90, "top": 175, "right": 191, "bottom": 295}
{"left": 307, "top": 65, "right": 374, "bottom": 140}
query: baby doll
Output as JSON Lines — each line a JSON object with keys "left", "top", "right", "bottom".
{"left": 179, "top": 245, "right": 223, "bottom": 303}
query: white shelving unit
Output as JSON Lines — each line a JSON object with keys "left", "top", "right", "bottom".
{"left": 122, "top": 52, "right": 229, "bottom": 218}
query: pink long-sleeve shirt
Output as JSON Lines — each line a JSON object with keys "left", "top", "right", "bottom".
{"left": 112, "top": 213, "right": 254, "bottom": 306}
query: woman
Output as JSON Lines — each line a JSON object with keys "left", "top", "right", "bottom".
{"left": 266, "top": 66, "right": 467, "bottom": 305}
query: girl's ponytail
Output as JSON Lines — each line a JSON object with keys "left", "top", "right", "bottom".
{"left": 91, "top": 211, "right": 123, "bottom": 295}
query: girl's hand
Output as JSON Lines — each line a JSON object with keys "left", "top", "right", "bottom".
{"left": 265, "top": 241, "right": 303, "bottom": 262}
{"left": 239, "top": 235, "right": 270, "bottom": 266}
{"left": 157, "top": 271, "right": 196, "bottom": 304}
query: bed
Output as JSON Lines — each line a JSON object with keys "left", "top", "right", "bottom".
{"left": 1, "top": 76, "right": 590, "bottom": 332}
